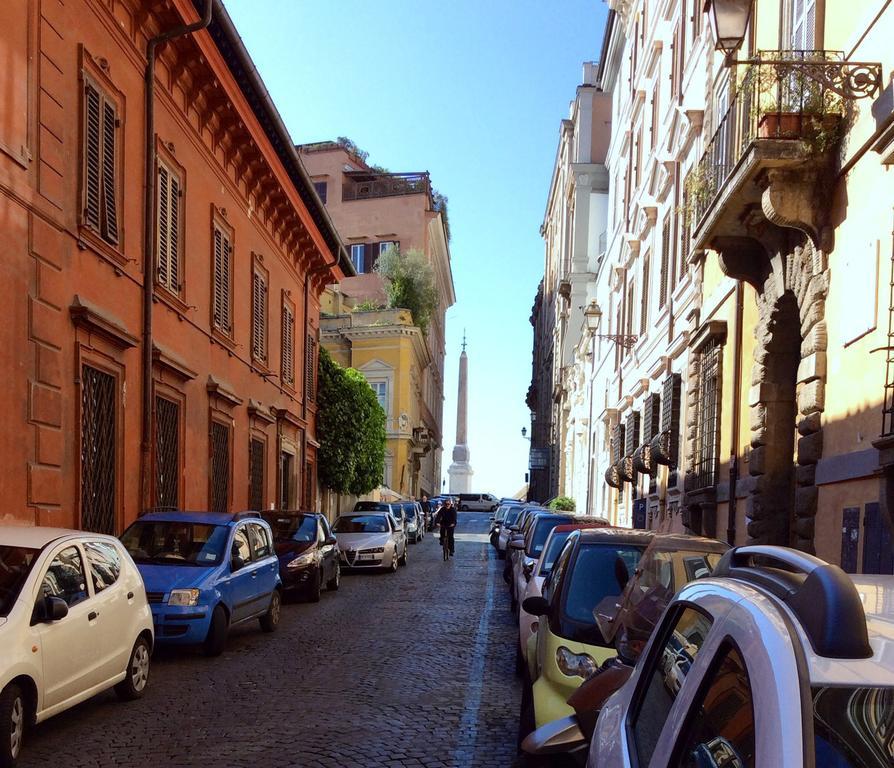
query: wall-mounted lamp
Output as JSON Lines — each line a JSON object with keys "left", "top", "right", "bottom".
{"left": 585, "top": 300, "right": 638, "bottom": 349}
{"left": 706, "top": 0, "right": 753, "bottom": 61}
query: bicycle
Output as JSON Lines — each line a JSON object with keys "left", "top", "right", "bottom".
{"left": 442, "top": 533, "right": 450, "bottom": 561}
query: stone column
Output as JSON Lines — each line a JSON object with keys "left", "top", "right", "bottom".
{"left": 448, "top": 340, "right": 474, "bottom": 493}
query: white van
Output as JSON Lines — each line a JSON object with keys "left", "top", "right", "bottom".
{"left": 457, "top": 493, "right": 499, "bottom": 512}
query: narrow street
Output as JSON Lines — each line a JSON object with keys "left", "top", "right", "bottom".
{"left": 19, "top": 513, "right": 521, "bottom": 768}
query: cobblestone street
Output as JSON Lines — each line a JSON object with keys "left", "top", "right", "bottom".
{"left": 19, "top": 512, "right": 521, "bottom": 768}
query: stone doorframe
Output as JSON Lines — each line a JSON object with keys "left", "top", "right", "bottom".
{"left": 712, "top": 166, "right": 831, "bottom": 552}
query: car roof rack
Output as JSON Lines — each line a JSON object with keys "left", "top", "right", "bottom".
{"left": 714, "top": 545, "right": 872, "bottom": 659}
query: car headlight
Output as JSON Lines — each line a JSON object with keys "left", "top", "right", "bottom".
{"left": 168, "top": 588, "right": 200, "bottom": 607}
{"left": 369, "top": 547, "right": 385, "bottom": 554}
{"left": 556, "top": 646, "right": 597, "bottom": 678}
{"left": 287, "top": 551, "right": 316, "bottom": 569}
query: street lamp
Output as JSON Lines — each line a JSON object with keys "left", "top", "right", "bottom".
{"left": 521, "top": 426, "right": 530, "bottom": 441}
{"left": 706, "top": 0, "right": 753, "bottom": 61}
{"left": 585, "top": 300, "right": 638, "bottom": 349}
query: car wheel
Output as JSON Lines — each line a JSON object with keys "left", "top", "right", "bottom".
{"left": 0, "top": 683, "right": 26, "bottom": 768}
{"left": 517, "top": 679, "right": 536, "bottom": 747}
{"left": 400, "top": 544, "right": 408, "bottom": 566}
{"left": 115, "top": 635, "right": 151, "bottom": 700}
{"left": 389, "top": 552, "right": 398, "bottom": 573}
{"left": 307, "top": 567, "right": 322, "bottom": 603}
{"left": 259, "top": 589, "right": 281, "bottom": 632}
{"left": 461, "top": 504, "right": 469, "bottom": 511}
{"left": 203, "top": 605, "right": 228, "bottom": 657}
{"left": 326, "top": 562, "right": 340, "bottom": 591}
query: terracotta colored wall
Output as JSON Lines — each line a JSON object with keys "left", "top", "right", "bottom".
{"left": 0, "top": 0, "right": 341, "bottom": 529}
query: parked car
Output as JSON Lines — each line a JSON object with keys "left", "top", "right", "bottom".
{"left": 521, "top": 528, "right": 654, "bottom": 732}
{"left": 120, "top": 511, "right": 282, "bottom": 657}
{"left": 587, "top": 546, "right": 894, "bottom": 768}
{"left": 399, "top": 502, "right": 424, "bottom": 543}
{"left": 457, "top": 493, "right": 499, "bottom": 512}
{"left": 260, "top": 511, "right": 340, "bottom": 602}
{"left": 521, "top": 533, "right": 729, "bottom": 763}
{"left": 333, "top": 512, "right": 408, "bottom": 571}
{"left": 0, "top": 526, "right": 154, "bottom": 767}
{"left": 508, "top": 512, "right": 575, "bottom": 613}
{"left": 496, "top": 507, "right": 524, "bottom": 558}
{"left": 504, "top": 507, "right": 550, "bottom": 597}
{"left": 517, "top": 521, "right": 613, "bottom": 672}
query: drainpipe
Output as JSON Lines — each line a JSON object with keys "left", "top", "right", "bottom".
{"left": 140, "top": 1, "right": 213, "bottom": 514}
{"left": 727, "top": 281, "right": 745, "bottom": 544}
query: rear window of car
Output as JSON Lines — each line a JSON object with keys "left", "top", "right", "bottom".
{"left": 120, "top": 521, "right": 229, "bottom": 566}
{"left": 528, "top": 516, "right": 572, "bottom": 557}
{"left": 353, "top": 502, "right": 390, "bottom": 513}
{"left": 0, "top": 545, "right": 40, "bottom": 617}
{"left": 563, "top": 544, "right": 645, "bottom": 624}
{"left": 505, "top": 509, "right": 521, "bottom": 526}
{"left": 540, "top": 531, "right": 573, "bottom": 575}
{"left": 261, "top": 514, "right": 316, "bottom": 542}
{"left": 334, "top": 515, "right": 389, "bottom": 533}
{"left": 812, "top": 685, "right": 894, "bottom": 767}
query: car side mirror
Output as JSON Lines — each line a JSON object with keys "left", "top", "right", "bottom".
{"left": 325, "top": 536, "right": 337, "bottom": 546}
{"left": 33, "top": 595, "right": 68, "bottom": 624}
{"left": 522, "top": 595, "right": 550, "bottom": 616}
{"left": 231, "top": 555, "right": 245, "bottom": 572}
{"left": 510, "top": 539, "right": 526, "bottom": 551}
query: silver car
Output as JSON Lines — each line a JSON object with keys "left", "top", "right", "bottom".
{"left": 496, "top": 507, "right": 524, "bottom": 559}
{"left": 333, "top": 512, "right": 408, "bottom": 572}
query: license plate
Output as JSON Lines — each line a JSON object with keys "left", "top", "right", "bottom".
{"left": 359, "top": 554, "right": 376, "bottom": 561}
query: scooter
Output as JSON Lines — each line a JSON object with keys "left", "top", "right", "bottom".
{"left": 520, "top": 657, "right": 633, "bottom": 764}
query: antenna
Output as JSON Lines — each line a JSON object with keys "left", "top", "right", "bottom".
{"left": 462, "top": 329, "right": 467, "bottom": 353}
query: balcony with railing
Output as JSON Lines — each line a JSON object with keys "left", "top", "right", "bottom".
{"left": 690, "top": 51, "right": 881, "bottom": 251}
{"left": 342, "top": 171, "right": 432, "bottom": 202}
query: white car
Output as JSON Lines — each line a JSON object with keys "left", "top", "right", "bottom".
{"left": 0, "top": 526, "right": 154, "bottom": 766}
{"left": 333, "top": 513, "right": 408, "bottom": 571}
{"left": 588, "top": 545, "right": 894, "bottom": 768}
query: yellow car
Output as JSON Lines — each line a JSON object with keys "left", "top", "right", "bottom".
{"left": 521, "top": 528, "right": 653, "bottom": 730}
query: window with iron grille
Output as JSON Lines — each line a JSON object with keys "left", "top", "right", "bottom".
{"left": 305, "top": 333, "right": 317, "bottom": 402}
{"left": 155, "top": 395, "right": 180, "bottom": 510}
{"left": 693, "top": 342, "right": 722, "bottom": 489}
{"left": 82, "top": 79, "right": 119, "bottom": 245}
{"left": 659, "top": 219, "right": 671, "bottom": 309}
{"left": 81, "top": 365, "right": 117, "bottom": 533}
{"left": 212, "top": 223, "right": 233, "bottom": 335}
{"left": 156, "top": 160, "right": 182, "bottom": 296}
{"left": 313, "top": 180, "right": 327, "bottom": 204}
{"left": 210, "top": 421, "right": 230, "bottom": 513}
{"left": 249, "top": 437, "right": 264, "bottom": 511}
{"left": 640, "top": 254, "right": 650, "bottom": 335}
{"left": 611, "top": 423, "right": 626, "bottom": 464}
{"left": 281, "top": 299, "right": 295, "bottom": 387}
{"left": 661, "top": 373, "right": 682, "bottom": 469}
{"left": 303, "top": 462, "right": 314, "bottom": 509}
{"left": 251, "top": 266, "right": 268, "bottom": 364}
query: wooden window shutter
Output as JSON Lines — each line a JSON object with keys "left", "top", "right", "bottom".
{"left": 156, "top": 161, "right": 181, "bottom": 295}
{"left": 101, "top": 100, "right": 119, "bottom": 244}
{"left": 169, "top": 173, "right": 180, "bottom": 291}
{"left": 281, "top": 302, "right": 294, "bottom": 385}
{"left": 640, "top": 255, "right": 649, "bottom": 335}
{"left": 305, "top": 333, "right": 317, "bottom": 402}
{"left": 83, "top": 83, "right": 102, "bottom": 232}
{"left": 659, "top": 219, "right": 670, "bottom": 309}
{"left": 222, "top": 235, "right": 232, "bottom": 331}
{"left": 252, "top": 269, "right": 267, "bottom": 363}
{"left": 212, "top": 227, "right": 224, "bottom": 328}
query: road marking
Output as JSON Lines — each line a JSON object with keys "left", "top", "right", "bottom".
{"left": 451, "top": 544, "right": 496, "bottom": 764}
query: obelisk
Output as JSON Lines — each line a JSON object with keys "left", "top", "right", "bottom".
{"left": 448, "top": 333, "right": 474, "bottom": 493}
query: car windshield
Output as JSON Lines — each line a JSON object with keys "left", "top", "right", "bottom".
{"left": 261, "top": 514, "right": 316, "bottom": 542}
{"left": 540, "top": 531, "right": 573, "bottom": 575}
{"left": 404, "top": 507, "right": 417, "bottom": 521}
{"left": 0, "top": 545, "right": 40, "bottom": 617}
{"left": 120, "top": 521, "right": 229, "bottom": 566}
{"left": 528, "top": 517, "right": 571, "bottom": 557}
{"left": 563, "top": 544, "right": 646, "bottom": 625}
{"left": 334, "top": 516, "right": 389, "bottom": 534}
{"left": 812, "top": 685, "right": 894, "bottom": 768}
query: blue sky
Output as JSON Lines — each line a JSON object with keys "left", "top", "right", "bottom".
{"left": 224, "top": 0, "right": 608, "bottom": 497}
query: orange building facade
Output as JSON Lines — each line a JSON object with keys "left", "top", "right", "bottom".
{"left": 0, "top": 0, "right": 350, "bottom": 532}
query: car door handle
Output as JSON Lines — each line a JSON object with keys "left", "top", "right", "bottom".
{"left": 88, "top": 611, "right": 98, "bottom": 621}
{"left": 251, "top": 572, "right": 257, "bottom": 578}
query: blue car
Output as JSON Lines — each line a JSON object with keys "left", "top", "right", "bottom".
{"left": 120, "top": 511, "right": 282, "bottom": 656}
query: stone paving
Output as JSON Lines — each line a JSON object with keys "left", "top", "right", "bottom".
{"left": 19, "top": 512, "right": 521, "bottom": 768}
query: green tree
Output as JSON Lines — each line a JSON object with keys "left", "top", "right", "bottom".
{"left": 317, "top": 348, "right": 386, "bottom": 495}
{"left": 374, "top": 246, "right": 439, "bottom": 334}
{"left": 548, "top": 496, "right": 576, "bottom": 512}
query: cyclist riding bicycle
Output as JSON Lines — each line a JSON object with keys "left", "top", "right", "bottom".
{"left": 434, "top": 498, "right": 457, "bottom": 557}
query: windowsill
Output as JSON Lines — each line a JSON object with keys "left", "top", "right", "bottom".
{"left": 211, "top": 327, "right": 236, "bottom": 353}
{"left": 153, "top": 285, "right": 190, "bottom": 318}
{"left": 280, "top": 378, "right": 296, "bottom": 395}
{"left": 77, "top": 226, "right": 128, "bottom": 269}
{"left": 250, "top": 358, "right": 271, "bottom": 377}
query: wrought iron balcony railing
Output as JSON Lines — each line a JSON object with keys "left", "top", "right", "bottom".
{"left": 690, "top": 50, "right": 881, "bottom": 232}
{"left": 342, "top": 171, "right": 431, "bottom": 202}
